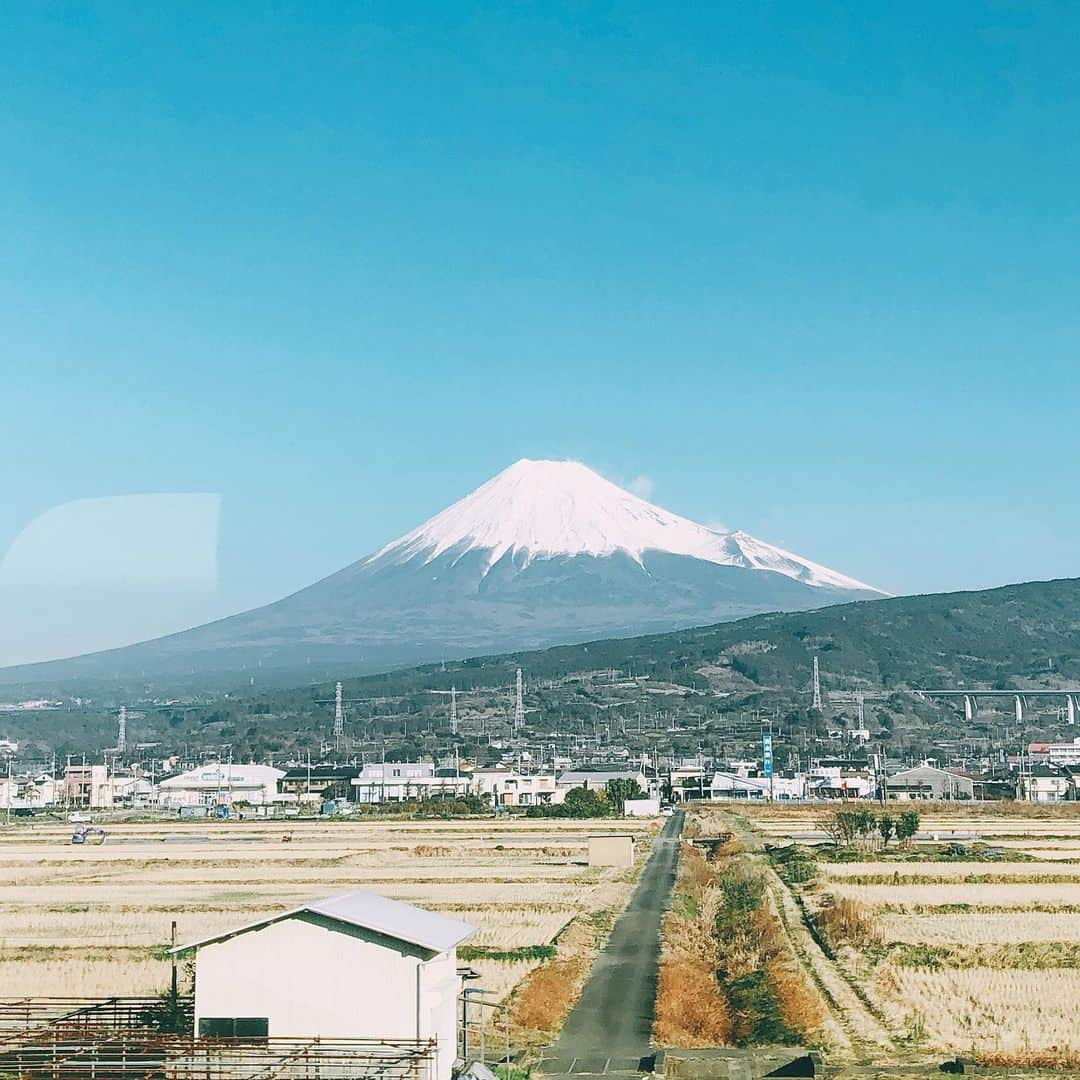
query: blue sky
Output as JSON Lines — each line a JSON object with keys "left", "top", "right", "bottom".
{"left": 2, "top": 3, "right": 1078, "bottom": 665}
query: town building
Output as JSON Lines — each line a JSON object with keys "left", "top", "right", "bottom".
{"left": 64, "top": 763, "right": 113, "bottom": 808}
{"left": 557, "top": 765, "right": 654, "bottom": 799}
{"left": 157, "top": 764, "right": 285, "bottom": 809}
{"left": 807, "top": 758, "right": 877, "bottom": 799}
{"left": 708, "top": 771, "right": 807, "bottom": 800}
{"left": 280, "top": 764, "right": 363, "bottom": 802}
{"left": 668, "top": 763, "right": 710, "bottom": 802}
{"left": 1028, "top": 739, "right": 1080, "bottom": 767}
{"left": 0, "top": 771, "right": 60, "bottom": 809}
{"left": 885, "top": 764, "right": 974, "bottom": 801}
{"left": 350, "top": 762, "right": 471, "bottom": 803}
{"left": 1017, "top": 765, "right": 1078, "bottom": 803}
{"left": 468, "top": 767, "right": 558, "bottom": 806}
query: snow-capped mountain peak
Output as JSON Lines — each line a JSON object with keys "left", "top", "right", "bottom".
{"left": 370, "top": 458, "right": 881, "bottom": 594}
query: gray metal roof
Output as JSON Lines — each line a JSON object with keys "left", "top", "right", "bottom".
{"left": 174, "top": 888, "right": 476, "bottom": 954}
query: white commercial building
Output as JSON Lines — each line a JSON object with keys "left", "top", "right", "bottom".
{"left": 807, "top": 761, "right": 877, "bottom": 799}
{"left": 178, "top": 890, "right": 475, "bottom": 1080}
{"left": 885, "top": 765, "right": 974, "bottom": 801}
{"left": 158, "top": 764, "right": 285, "bottom": 808}
{"left": 709, "top": 772, "right": 807, "bottom": 800}
{"left": 1030, "top": 739, "right": 1080, "bottom": 767}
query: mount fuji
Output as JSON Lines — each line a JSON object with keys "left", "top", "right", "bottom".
{"left": 1, "top": 460, "right": 884, "bottom": 685}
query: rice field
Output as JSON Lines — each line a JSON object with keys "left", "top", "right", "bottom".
{"left": 878, "top": 910, "right": 1080, "bottom": 945}
{"left": 737, "top": 802, "right": 1080, "bottom": 1060}
{"left": 0, "top": 816, "right": 651, "bottom": 1004}
{"left": 828, "top": 881, "right": 1080, "bottom": 909}
{"left": 875, "top": 965, "right": 1080, "bottom": 1053}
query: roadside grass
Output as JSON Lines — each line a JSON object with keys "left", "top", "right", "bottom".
{"left": 654, "top": 842, "right": 824, "bottom": 1049}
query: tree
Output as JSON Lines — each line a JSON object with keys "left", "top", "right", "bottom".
{"left": 561, "top": 786, "right": 610, "bottom": 818}
{"left": 896, "top": 809, "right": 920, "bottom": 847}
{"left": 853, "top": 807, "right": 878, "bottom": 842}
{"left": 605, "top": 777, "right": 644, "bottom": 815}
{"left": 817, "top": 808, "right": 861, "bottom": 847}
{"left": 877, "top": 813, "right": 895, "bottom": 848}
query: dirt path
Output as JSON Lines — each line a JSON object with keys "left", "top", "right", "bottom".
{"left": 538, "top": 812, "right": 683, "bottom": 1075}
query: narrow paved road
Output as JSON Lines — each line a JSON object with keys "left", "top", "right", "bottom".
{"left": 540, "top": 811, "right": 683, "bottom": 1075}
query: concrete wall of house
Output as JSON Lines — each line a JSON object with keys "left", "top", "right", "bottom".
{"left": 194, "top": 915, "right": 459, "bottom": 1080}
{"left": 588, "top": 834, "right": 634, "bottom": 868}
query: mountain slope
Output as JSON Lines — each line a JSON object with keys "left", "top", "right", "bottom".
{"left": 0, "top": 459, "right": 883, "bottom": 686}
{"left": 439, "top": 576, "right": 1080, "bottom": 695}
{"left": 3, "top": 578, "right": 1076, "bottom": 752}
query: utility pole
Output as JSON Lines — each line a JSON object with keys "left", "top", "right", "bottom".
{"left": 514, "top": 669, "right": 525, "bottom": 736}
{"left": 170, "top": 920, "right": 178, "bottom": 1003}
{"left": 333, "top": 682, "right": 344, "bottom": 744}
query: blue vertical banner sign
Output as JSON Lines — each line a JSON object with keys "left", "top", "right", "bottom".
{"left": 762, "top": 732, "right": 773, "bottom": 778}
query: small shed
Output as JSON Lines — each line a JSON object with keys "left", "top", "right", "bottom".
{"left": 588, "top": 834, "right": 635, "bottom": 868}
{"left": 176, "top": 889, "right": 475, "bottom": 1080}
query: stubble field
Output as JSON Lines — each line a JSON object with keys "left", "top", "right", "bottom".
{"left": 741, "top": 801, "right": 1080, "bottom": 1063}
{"left": 0, "top": 816, "right": 652, "bottom": 1013}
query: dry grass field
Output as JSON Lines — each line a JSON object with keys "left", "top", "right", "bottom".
{"left": 731, "top": 801, "right": 1080, "bottom": 1063}
{"left": 0, "top": 816, "right": 653, "bottom": 1011}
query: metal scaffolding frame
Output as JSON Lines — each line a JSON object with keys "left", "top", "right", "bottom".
{"left": 0, "top": 999, "right": 436, "bottom": 1080}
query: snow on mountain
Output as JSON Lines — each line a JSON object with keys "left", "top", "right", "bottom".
{"left": 370, "top": 458, "right": 882, "bottom": 594}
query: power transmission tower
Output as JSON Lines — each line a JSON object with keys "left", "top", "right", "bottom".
{"left": 116, "top": 706, "right": 127, "bottom": 754}
{"left": 514, "top": 669, "right": 525, "bottom": 734}
{"left": 333, "top": 682, "right": 344, "bottom": 741}
{"left": 450, "top": 686, "right": 458, "bottom": 736}
{"left": 812, "top": 658, "right": 822, "bottom": 712}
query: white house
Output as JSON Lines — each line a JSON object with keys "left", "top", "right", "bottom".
{"left": 158, "top": 764, "right": 284, "bottom": 808}
{"left": 1017, "top": 766, "right": 1077, "bottom": 803}
{"left": 469, "top": 768, "right": 557, "bottom": 806}
{"left": 351, "top": 762, "right": 471, "bottom": 803}
{"left": 178, "top": 890, "right": 475, "bottom": 1080}
{"left": 0, "top": 772, "right": 60, "bottom": 809}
